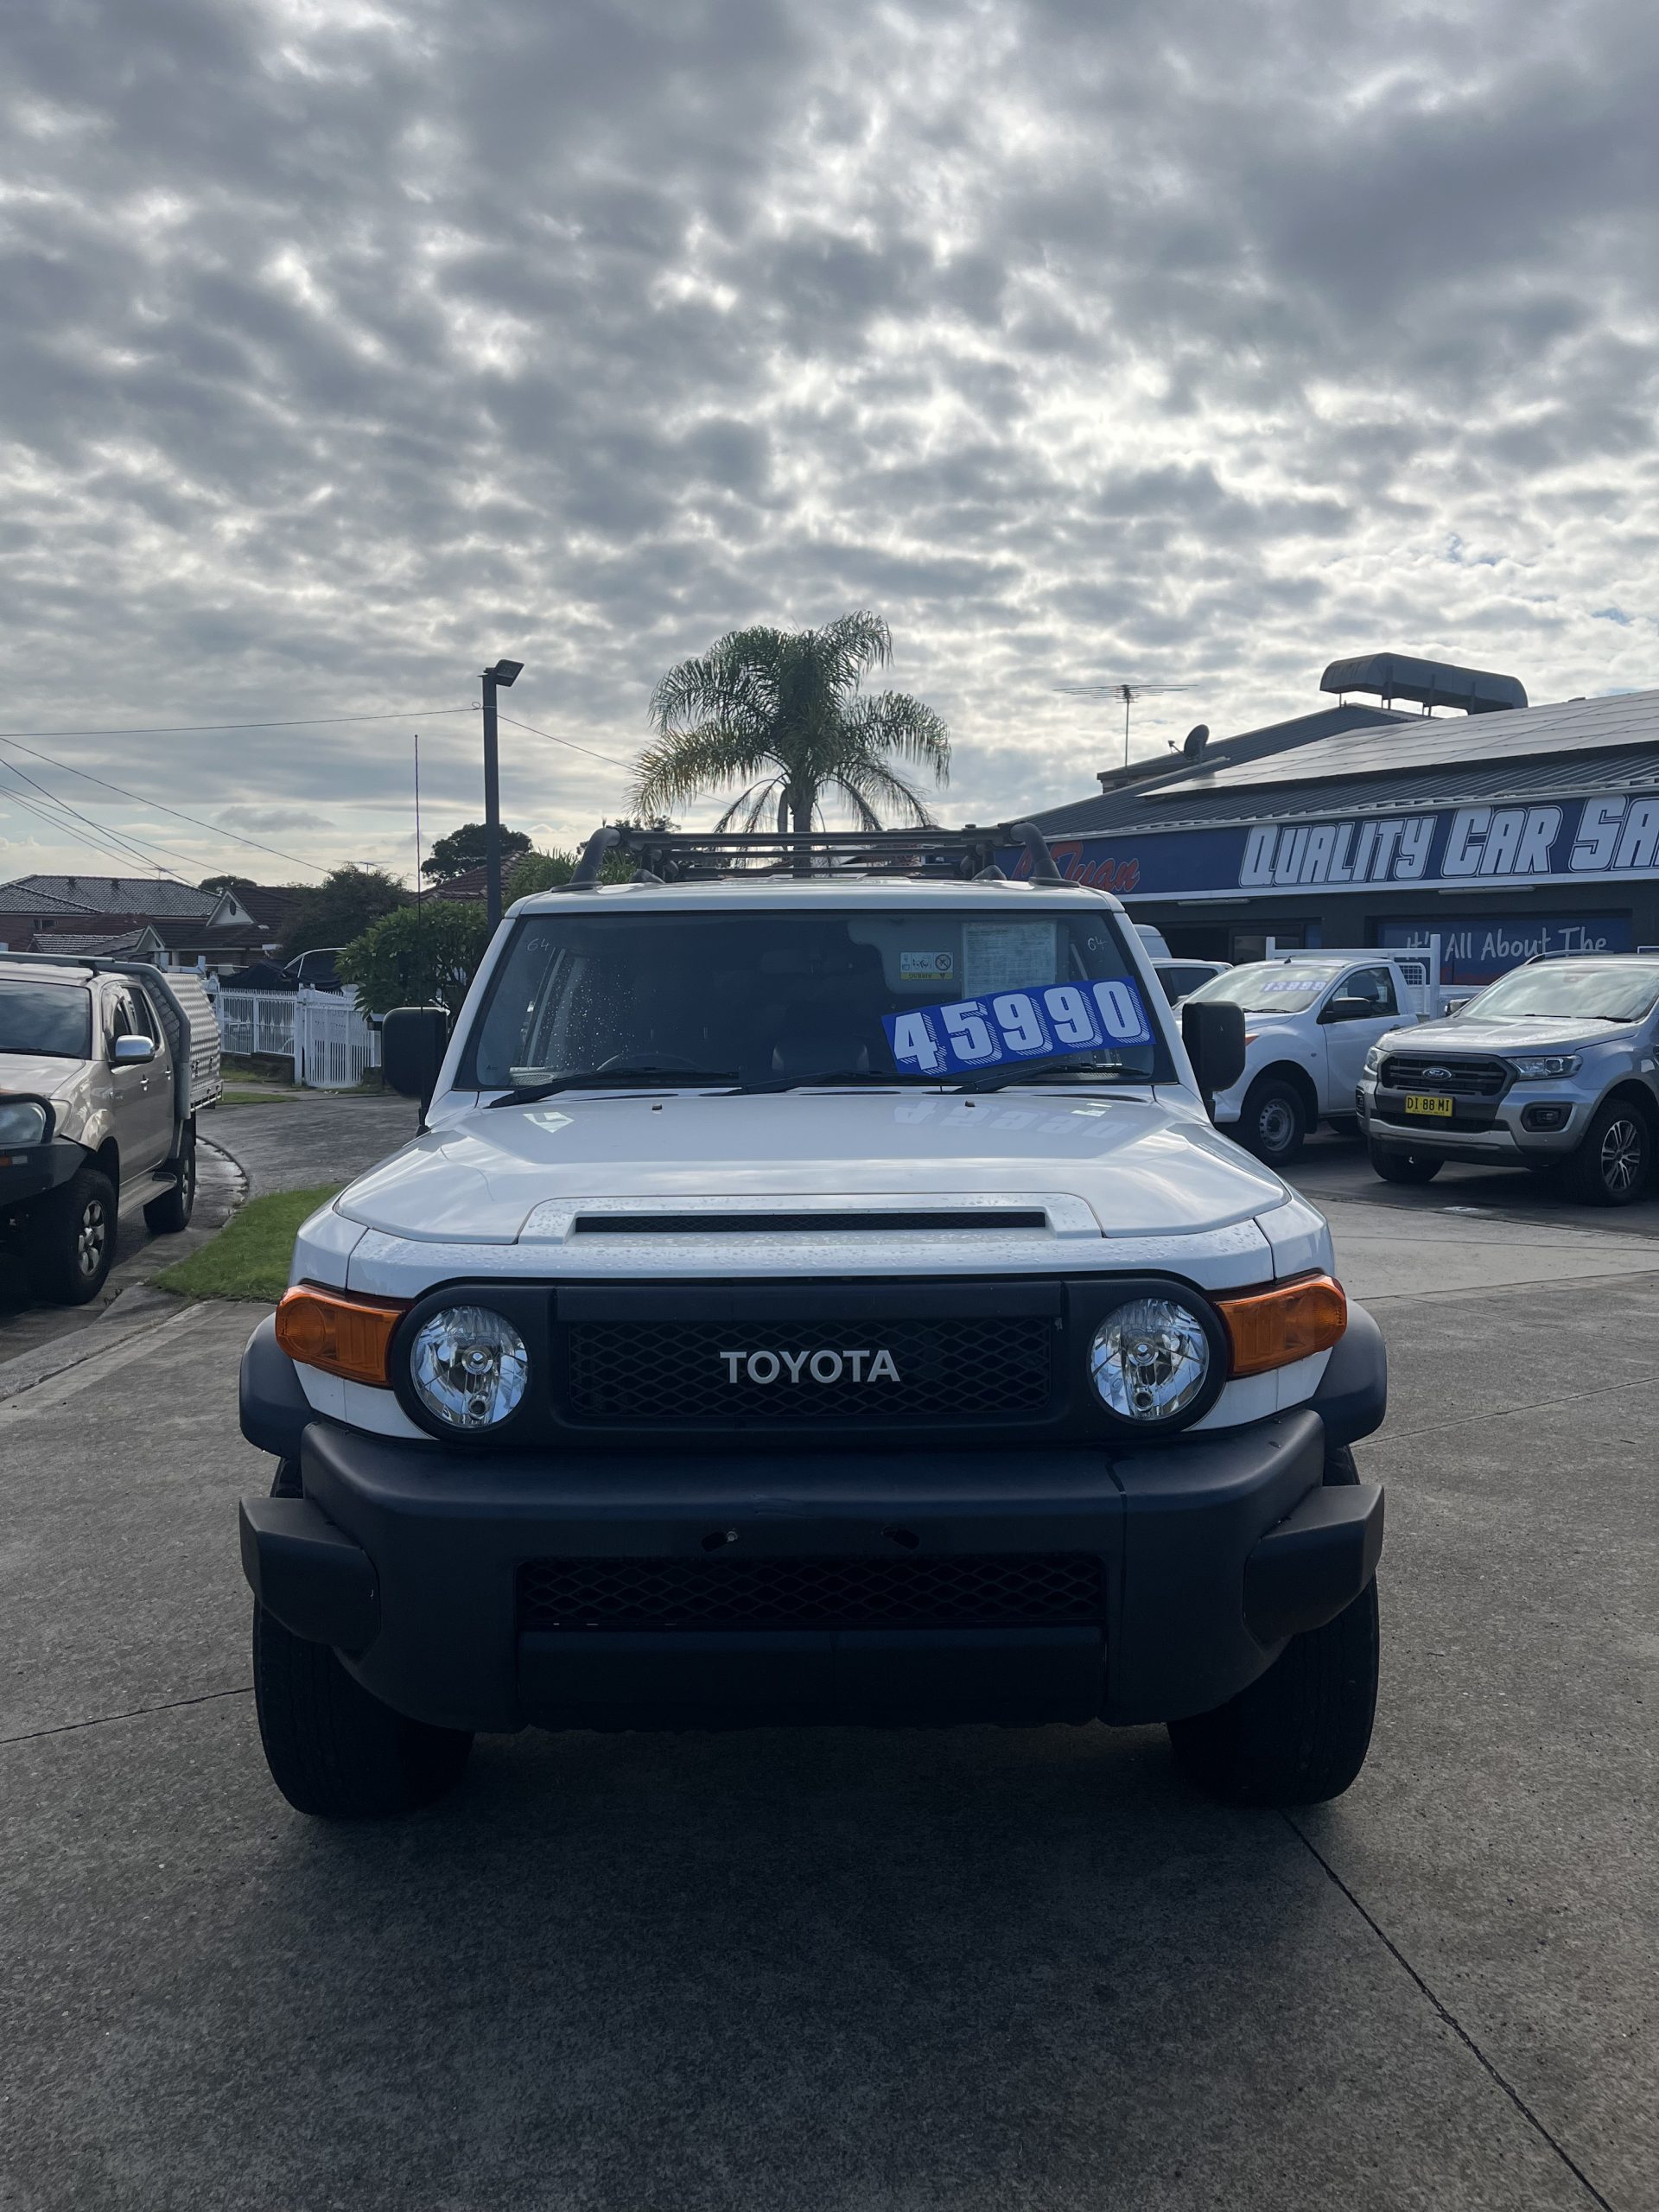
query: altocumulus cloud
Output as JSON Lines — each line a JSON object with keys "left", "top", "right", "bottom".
{"left": 2, "top": 0, "right": 1657, "bottom": 878}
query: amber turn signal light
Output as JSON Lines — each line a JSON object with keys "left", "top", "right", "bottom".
{"left": 1215, "top": 1274, "right": 1347, "bottom": 1377}
{"left": 275, "top": 1284, "right": 409, "bottom": 1388}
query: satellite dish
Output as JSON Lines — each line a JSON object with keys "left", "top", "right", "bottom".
{"left": 1182, "top": 723, "right": 1210, "bottom": 760}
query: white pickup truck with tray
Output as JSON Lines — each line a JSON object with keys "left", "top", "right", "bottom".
{"left": 1185, "top": 944, "right": 1445, "bottom": 1166}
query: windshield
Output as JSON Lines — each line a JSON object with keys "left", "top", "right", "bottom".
{"left": 1186, "top": 960, "right": 1347, "bottom": 1016}
{"left": 1457, "top": 959, "right": 1659, "bottom": 1024}
{"left": 464, "top": 906, "right": 1173, "bottom": 1090}
{"left": 0, "top": 982, "right": 92, "bottom": 1060}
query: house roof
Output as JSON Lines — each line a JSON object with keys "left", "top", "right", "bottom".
{"left": 0, "top": 874, "right": 217, "bottom": 918}
{"left": 29, "top": 929, "right": 149, "bottom": 957}
{"left": 429, "top": 864, "right": 490, "bottom": 901}
{"left": 131, "top": 917, "right": 272, "bottom": 951}
{"left": 227, "top": 885, "right": 302, "bottom": 931}
{"left": 0, "top": 885, "right": 116, "bottom": 919}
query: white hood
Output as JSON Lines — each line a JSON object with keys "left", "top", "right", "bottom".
{"left": 334, "top": 1090, "right": 1288, "bottom": 1245}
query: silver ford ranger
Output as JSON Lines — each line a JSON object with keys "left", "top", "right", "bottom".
{"left": 1358, "top": 952, "right": 1659, "bottom": 1204}
{"left": 0, "top": 955, "right": 220, "bottom": 1301}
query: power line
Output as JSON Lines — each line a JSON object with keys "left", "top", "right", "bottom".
{"left": 0, "top": 763, "right": 188, "bottom": 880}
{"left": 0, "top": 735, "right": 331, "bottom": 877}
{"left": 0, "top": 752, "right": 204, "bottom": 877}
{"left": 0, "top": 772, "right": 186, "bottom": 884}
{"left": 0, "top": 706, "right": 477, "bottom": 740}
{"left": 495, "top": 712, "right": 633, "bottom": 771}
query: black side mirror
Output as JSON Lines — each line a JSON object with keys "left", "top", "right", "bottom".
{"left": 1182, "top": 1000, "right": 1246, "bottom": 1109}
{"left": 382, "top": 1006, "right": 449, "bottom": 1106}
{"left": 1320, "top": 996, "right": 1376, "bottom": 1024}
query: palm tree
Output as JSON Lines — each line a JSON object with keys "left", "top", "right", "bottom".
{"left": 627, "top": 612, "right": 950, "bottom": 836}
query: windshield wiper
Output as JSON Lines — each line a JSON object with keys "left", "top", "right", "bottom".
{"left": 486, "top": 1064, "right": 740, "bottom": 1106}
{"left": 951, "top": 1059, "right": 1146, "bottom": 1093}
{"left": 733, "top": 1068, "right": 937, "bottom": 1095}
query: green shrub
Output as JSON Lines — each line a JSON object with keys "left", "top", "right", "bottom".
{"left": 337, "top": 899, "right": 492, "bottom": 1018}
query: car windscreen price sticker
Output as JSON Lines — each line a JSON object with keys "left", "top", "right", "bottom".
{"left": 883, "top": 979, "right": 1152, "bottom": 1076}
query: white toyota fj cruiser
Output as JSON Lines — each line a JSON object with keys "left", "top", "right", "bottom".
{"left": 238, "top": 825, "right": 1386, "bottom": 1820}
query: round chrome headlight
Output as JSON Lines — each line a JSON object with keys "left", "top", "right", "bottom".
{"left": 410, "top": 1305, "right": 529, "bottom": 1430}
{"left": 1090, "top": 1297, "right": 1211, "bottom": 1423}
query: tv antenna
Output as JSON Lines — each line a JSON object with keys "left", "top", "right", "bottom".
{"left": 1054, "top": 680, "right": 1199, "bottom": 768}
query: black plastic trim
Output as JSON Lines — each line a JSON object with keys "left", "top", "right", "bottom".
{"left": 1309, "top": 1299, "right": 1387, "bottom": 1446}
{"left": 238, "top": 1313, "right": 321, "bottom": 1461}
{"left": 1243, "top": 1480, "right": 1383, "bottom": 1642}
{"left": 239, "top": 1495, "right": 379, "bottom": 1651}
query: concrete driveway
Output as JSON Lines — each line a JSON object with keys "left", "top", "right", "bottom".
{"left": 0, "top": 1093, "right": 418, "bottom": 1368}
{"left": 1, "top": 1151, "right": 1655, "bottom": 2209}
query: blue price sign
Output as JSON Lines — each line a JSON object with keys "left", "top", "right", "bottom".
{"left": 882, "top": 979, "right": 1152, "bottom": 1076}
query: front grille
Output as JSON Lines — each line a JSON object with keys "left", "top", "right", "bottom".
{"left": 562, "top": 1315, "right": 1057, "bottom": 1425}
{"left": 518, "top": 1553, "right": 1103, "bottom": 1631}
{"left": 1379, "top": 1054, "right": 1509, "bottom": 1096}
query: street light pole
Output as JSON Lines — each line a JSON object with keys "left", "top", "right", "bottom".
{"left": 479, "top": 658, "right": 524, "bottom": 930}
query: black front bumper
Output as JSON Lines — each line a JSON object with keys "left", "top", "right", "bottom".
{"left": 238, "top": 1307, "right": 1387, "bottom": 1736}
{"left": 0, "top": 1140, "right": 84, "bottom": 1211}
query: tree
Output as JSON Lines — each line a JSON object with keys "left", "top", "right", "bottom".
{"left": 337, "top": 901, "right": 493, "bottom": 1020}
{"left": 626, "top": 613, "right": 950, "bottom": 835}
{"left": 280, "top": 866, "right": 407, "bottom": 957}
{"left": 422, "top": 822, "right": 532, "bottom": 883}
{"left": 198, "top": 873, "right": 259, "bottom": 896}
{"left": 505, "top": 845, "right": 635, "bottom": 899}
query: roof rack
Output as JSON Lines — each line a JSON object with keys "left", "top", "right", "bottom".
{"left": 572, "top": 823, "right": 1001, "bottom": 885}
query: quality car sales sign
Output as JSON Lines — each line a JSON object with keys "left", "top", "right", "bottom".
{"left": 1001, "top": 796, "right": 1659, "bottom": 903}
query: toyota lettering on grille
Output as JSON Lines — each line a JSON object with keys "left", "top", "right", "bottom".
{"left": 719, "top": 1348, "right": 901, "bottom": 1385}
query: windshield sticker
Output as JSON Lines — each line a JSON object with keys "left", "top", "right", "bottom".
{"left": 962, "top": 921, "right": 1058, "bottom": 998}
{"left": 883, "top": 979, "right": 1152, "bottom": 1075}
{"left": 899, "top": 950, "right": 955, "bottom": 983}
{"left": 1259, "top": 974, "right": 1330, "bottom": 992}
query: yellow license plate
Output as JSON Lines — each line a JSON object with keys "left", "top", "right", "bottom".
{"left": 1403, "top": 1092, "right": 1453, "bottom": 1118}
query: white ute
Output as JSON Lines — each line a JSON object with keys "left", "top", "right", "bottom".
{"left": 1184, "top": 945, "right": 1444, "bottom": 1166}
{"left": 236, "top": 825, "right": 1389, "bottom": 1823}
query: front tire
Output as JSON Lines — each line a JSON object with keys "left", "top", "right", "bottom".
{"left": 1167, "top": 1446, "right": 1379, "bottom": 1808}
{"left": 1369, "top": 1141, "right": 1443, "bottom": 1185}
{"left": 1561, "top": 1097, "right": 1651, "bottom": 1206}
{"left": 1236, "top": 1076, "right": 1306, "bottom": 1166}
{"left": 143, "top": 1126, "right": 196, "bottom": 1234}
{"left": 251, "top": 1459, "right": 473, "bottom": 1819}
{"left": 30, "top": 1166, "right": 117, "bottom": 1305}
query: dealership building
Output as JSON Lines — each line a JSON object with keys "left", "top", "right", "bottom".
{"left": 1014, "top": 655, "right": 1659, "bottom": 986}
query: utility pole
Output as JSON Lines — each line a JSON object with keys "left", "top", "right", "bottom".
{"left": 479, "top": 658, "right": 524, "bottom": 929}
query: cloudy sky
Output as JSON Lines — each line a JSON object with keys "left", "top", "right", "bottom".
{"left": 3, "top": 0, "right": 1657, "bottom": 888}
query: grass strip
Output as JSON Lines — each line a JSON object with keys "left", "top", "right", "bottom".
{"left": 157, "top": 1184, "right": 344, "bottom": 1303}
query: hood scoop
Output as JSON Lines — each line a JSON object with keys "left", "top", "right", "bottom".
{"left": 571, "top": 1208, "right": 1050, "bottom": 1236}
{"left": 520, "top": 1193, "right": 1102, "bottom": 1243}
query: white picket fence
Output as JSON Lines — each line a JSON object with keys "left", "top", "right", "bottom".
{"left": 212, "top": 988, "right": 296, "bottom": 1061}
{"left": 209, "top": 983, "right": 379, "bottom": 1090}
{"left": 295, "top": 987, "right": 380, "bottom": 1089}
